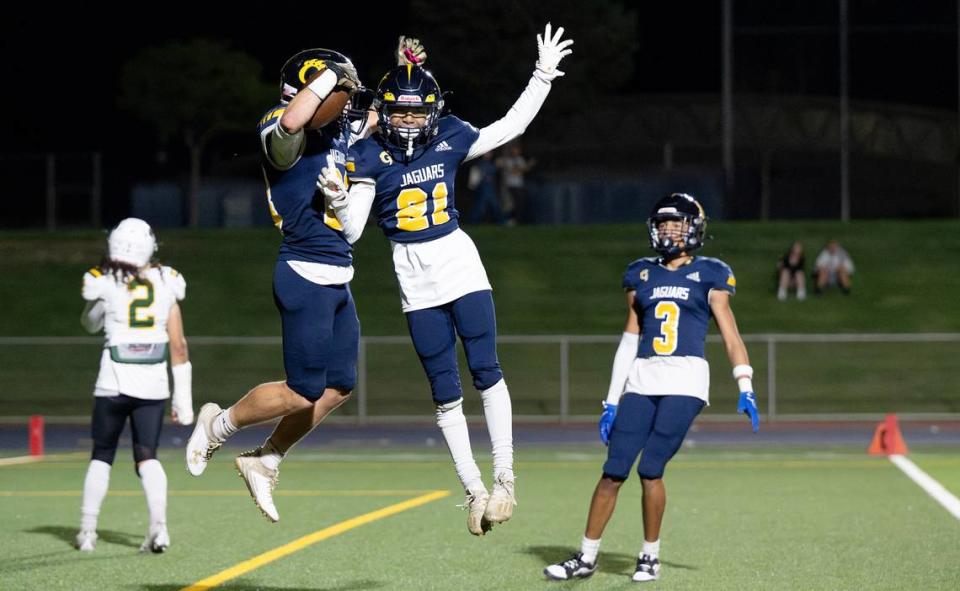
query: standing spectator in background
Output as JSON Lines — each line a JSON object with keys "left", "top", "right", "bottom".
{"left": 467, "top": 151, "right": 506, "bottom": 224}
{"left": 814, "top": 239, "right": 854, "bottom": 295}
{"left": 777, "top": 241, "right": 806, "bottom": 301}
{"left": 496, "top": 141, "right": 536, "bottom": 225}
{"left": 76, "top": 218, "right": 193, "bottom": 554}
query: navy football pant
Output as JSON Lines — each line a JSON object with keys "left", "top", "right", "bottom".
{"left": 405, "top": 290, "right": 504, "bottom": 404}
{"left": 602, "top": 393, "right": 705, "bottom": 480}
{"left": 91, "top": 394, "right": 165, "bottom": 469}
{"left": 274, "top": 261, "right": 360, "bottom": 401}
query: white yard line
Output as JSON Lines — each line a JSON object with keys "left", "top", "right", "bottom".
{"left": 889, "top": 454, "right": 960, "bottom": 521}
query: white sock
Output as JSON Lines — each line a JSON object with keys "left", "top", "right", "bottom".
{"left": 259, "top": 438, "right": 284, "bottom": 471}
{"left": 138, "top": 459, "right": 167, "bottom": 527}
{"left": 797, "top": 287, "right": 807, "bottom": 300}
{"left": 80, "top": 460, "right": 111, "bottom": 532}
{"left": 211, "top": 407, "right": 239, "bottom": 441}
{"left": 642, "top": 539, "right": 660, "bottom": 559}
{"left": 436, "top": 399, "right": 483, "bottom": 491}
{"left": 580, "top": 536, "right": 601, "bottom": 564}
{"left": 480, "top": 379, "right": 514, "bottom": 481}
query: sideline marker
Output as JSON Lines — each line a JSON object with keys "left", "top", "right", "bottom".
{"left": 867, "top": 413, "right": 908, "bottom": 455}
{"left": 29, "top": 415, "right": 44, "bottom": 456}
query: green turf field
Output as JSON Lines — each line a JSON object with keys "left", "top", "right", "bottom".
{"left": 3, "top": 220, "right": 960, "bottom": 336}
{"left": 1, "top": 221, "right": 959, "bottom": 417}
{"left": 1, "top": 447, "right": 958, "bottom": 590}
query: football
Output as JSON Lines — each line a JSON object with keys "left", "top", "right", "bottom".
{"left": 305, "top": 72, "right": 351, "bottom": 130}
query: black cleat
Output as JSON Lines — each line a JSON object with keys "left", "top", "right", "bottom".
{"left": 544, "top": 552, "right": 598, "bottom": 581}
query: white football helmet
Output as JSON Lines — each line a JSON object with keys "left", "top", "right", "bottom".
{"left": 108, "top": 218, "right": 157, "bottom": 267}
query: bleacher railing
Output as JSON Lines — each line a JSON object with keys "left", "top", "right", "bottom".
{"left": 2, "top": 334, "right": 958, "bottom": 421}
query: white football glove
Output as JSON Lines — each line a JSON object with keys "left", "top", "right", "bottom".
{"left": 397, "top": 36, "right": 427, "bottom": 65}
{"left": 320, "top": 154, "right": 349, "bottom": 209}
{"left": 535, "top": 23, "right": 574, "bottom": 80}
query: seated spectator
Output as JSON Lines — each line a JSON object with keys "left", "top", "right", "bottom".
{"left": 777, "top": 241, "right": 806, "bottom": 301}
{"left": 814, "top": 239, "right": 854, "bottom": 295}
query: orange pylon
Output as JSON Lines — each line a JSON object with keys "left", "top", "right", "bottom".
{"left": 868, "top": 414, "right": 908, "bottom": 455}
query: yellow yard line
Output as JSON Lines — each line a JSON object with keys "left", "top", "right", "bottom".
{"left": 0, "top": 489, "right": 443, "bottom": 498}
{"left": 0, "top": 452, "right": 86, "bottom": 466}
{"left": 180, "top": 489, "right": 449, "bottom": 591}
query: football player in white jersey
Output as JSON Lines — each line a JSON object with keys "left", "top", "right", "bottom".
{"left": 323, "top": 24, "right": 573, "bottom": 535}
{"left": 75, "top": 218, "right": 193, "bottom": 553}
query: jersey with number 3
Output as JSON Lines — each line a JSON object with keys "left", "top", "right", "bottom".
{"left": 346, "top": 116, "right": 480, "bottom": 243}
{"left": 623, "top": 256, "right": 736, "bottom": 359}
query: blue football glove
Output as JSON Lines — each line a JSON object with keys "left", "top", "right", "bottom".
{"left": 599, "top": 402, "right": 617, "bottom": 445}
{"left": 737, "top": 391, "right": 760, "bottom": 433}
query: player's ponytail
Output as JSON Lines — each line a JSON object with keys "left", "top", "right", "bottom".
{"left": 99, "top": 255, "right": 146, "bottom": 284}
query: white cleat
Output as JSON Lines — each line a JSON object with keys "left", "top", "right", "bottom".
{"left": 235, "top": 447, "right": 280, "bottom": 523}
{"left": 186, "top": 403, "right": 224, "bottom": 476}
{"left": 460, "top": 488, "right": 492, "bottom": 536}
{"left": 483, "top": 475, "right": 516, "bottom": 524}
{"left": 75, "top": 530, "right": 97, "bottom": 552}
{"left": 139, "top": 524, "right": 170, "bottom": 553}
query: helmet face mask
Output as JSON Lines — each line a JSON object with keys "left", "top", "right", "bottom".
{"left": 375, "top": 65, "right": 444, "bottom": 159}
{"left": 647, "top": 193, "right": 707, "bottom": 259}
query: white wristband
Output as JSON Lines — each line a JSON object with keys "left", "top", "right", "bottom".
{"left": 733, "top": 364, "right": 754, "bottom": 393}
{"left": 171, "top": 361, "right": 194, "bottom": 425}
{"left": 306, "top": 68, "right": 338, "bottom": 101}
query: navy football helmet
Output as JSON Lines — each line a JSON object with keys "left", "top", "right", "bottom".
{"left": 280, "top": 49, "right": 368, "bottom": 130}
{"left": 374, "top": 64, "right": 444, "bottom": 157}
{"left": 647, "top": 193, "right": 707, "bottom": 258}
{"left": 280, "top": 49, "right": 355, "bottom": 102}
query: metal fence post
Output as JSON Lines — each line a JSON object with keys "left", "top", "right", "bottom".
{"left": 357, "top": 337, "right": 367, "bottom": 424}
{"left": 45, "top": 153, "right": 56, "bottom": 232}
{"left": 559, "top": 337, "right": 570, "bottom": 422}
{"left": 767, "top": 336, "right": 777, "bottom": 420}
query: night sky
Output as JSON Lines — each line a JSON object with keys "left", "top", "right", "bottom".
{"left": 1, "top": 1, "right": 956, "bottom": 224}
{"left": 6, "top": 1, "right": 956, "bottom": 153}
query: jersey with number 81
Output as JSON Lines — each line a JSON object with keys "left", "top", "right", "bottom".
{"left": 346, "top": 116, "right": 479, "bottom": 243}
{"left": 623, "top": 256, "right": 736, "bottom": 359}
{"left": 82, "top": 266, "right": 186, "bottom": 346}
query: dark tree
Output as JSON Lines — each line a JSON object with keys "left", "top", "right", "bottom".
{"left": 409, "top": 0, "right": 638, "bottom": 137}
{"left": 119, "top": 39, "right": 273, "bottom": 227}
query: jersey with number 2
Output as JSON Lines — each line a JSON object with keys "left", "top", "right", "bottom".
{"left": 623, "top": 256, "right": 736, "bottom": 359}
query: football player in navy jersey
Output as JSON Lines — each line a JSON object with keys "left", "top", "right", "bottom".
{"left": 545, "top": 193, "right": 760, "bottom": 583}
{"left": 322, "top": 24, "right": 573, "bottom": 536}
{"left": 185, "top": 40, "right": 426, "bottom": 523}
